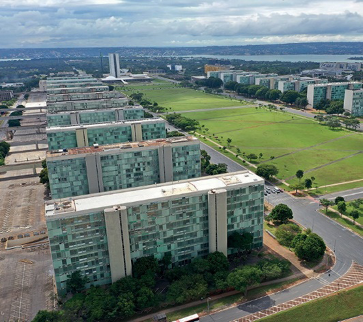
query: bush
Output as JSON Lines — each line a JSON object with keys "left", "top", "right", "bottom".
{"left": 293, "top": 233, "right": 326, "bottom": 262}
{"left": 275, "top": 223, "right": 302, "bottom": 247}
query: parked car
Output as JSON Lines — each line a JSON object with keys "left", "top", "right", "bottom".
{"left": 1, "top": 238, "right": 7, "bottom": 243}
{"left": 17, "top": 234, "right": 23, "bottom": 239}
{"left": 24, "top": 233, "right": 30, "bottom": 237}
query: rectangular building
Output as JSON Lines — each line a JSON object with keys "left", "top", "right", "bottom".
{"left": 47, "top": 91, "right": 122, "bottom": 103}
{"left": 46, "top": 85, "right": 109, "bottom": 95}
{"left": 47, "top": 118, "right": 166, "bottom": 150}
{"left": 47, "top": 106, "right": 145, "bottom": 127}
{"left": 0, "top": 90, "right": 14, "bottom": 101}
{"left": 344, "top": 89, "right": 363, "bottom": 117}
{"left": 46, "top": 170, "right": 264, "bottom": 294}
{"left": 47, "top": 136, "right": 201, "bottom": 199}
{"left": 40, "top": 76, "right": 100, "bottom": 91}
{"left": 47, "top": 98, "right": 129, "bottom": 113}
{"left": 307, "top": 82, "right": 363, "bottom": 107}
{"left": 109, "top": 53, "right": 121, "bottom": 78}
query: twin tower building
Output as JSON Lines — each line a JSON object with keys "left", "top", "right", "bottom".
{"left": 43, "top": 74, "right": 264, "bottom": 295}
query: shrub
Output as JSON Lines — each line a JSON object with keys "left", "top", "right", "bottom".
{"left": 275, "top": 223, "right": 302, "bottom": 247}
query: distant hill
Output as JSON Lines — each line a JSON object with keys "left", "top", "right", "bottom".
{"left": 0, "top": 42, "right": 362, "bottom": 59}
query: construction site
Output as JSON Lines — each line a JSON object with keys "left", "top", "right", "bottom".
{"left": 0, "top": 91, "right": 55, "bottom": 321}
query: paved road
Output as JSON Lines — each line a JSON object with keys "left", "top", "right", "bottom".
{"left": 319, "top": 187, "right": 363, "bottom": 202}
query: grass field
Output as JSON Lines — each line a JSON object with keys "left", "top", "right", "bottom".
{"left": 119, "top": 84, "right": 247, "bottom": 112}
{"left": 332, "top": 201, "right": 363, "bottom": 226}
{"left": 184, "top": 107, "right": 363, "bottom": 189}
{"left": 260, "top": 285, "right": 363, "bottom": 322}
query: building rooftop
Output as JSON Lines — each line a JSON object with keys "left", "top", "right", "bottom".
{"left": 46, "top": 97, "right": 128, "bottom": 107}
{"left": 46, "top": 136, "right": 199, "bottom": 157}
{"left": 45, "top": 170, "right": 264, "bottom": 218}
{"left": 46, "top": 117, "right": 164, "bottom": 131}
{"left": 47, "top": 85, "right": 109, "bottom": 92}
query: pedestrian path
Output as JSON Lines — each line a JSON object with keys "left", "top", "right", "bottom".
{"left": 232, "top": 262, "right": 363, "bottom": 322}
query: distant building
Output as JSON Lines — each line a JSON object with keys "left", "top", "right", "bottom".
{"left": 1, "top": 82, "right": 24, "bottom": 88}
{"left": 47, "top": 106, "right": 144, "bottom": 127}
{"left": 0, "top": 90, "right": 14, "bottom": 101}
{"left": 46, "top": 118, "right": 167, "bottom": 150}
{"left": 46, "top": 85, "right": 109, "bottom": 95}
{"left": 204, "top": 64, "right": 229, "bottom": 74}
{"left": 344, "top": 89, "right": 363, "bottom": 116}
{"left": 47, "top": 91, "right": 121, "bottom": 103}
{"left": 319, "top": 62, "right": 362, "bottom": 72}
{"left": 108, "top": 53, "right": 121, "bottom": 78}
{"left": 167, "top": 64, "right": 182, "bottom": 71}
{"left": 46, "top": 170, "right": 264, "bottom": 295}
{"left": 47, "top": 98, "right": 129, "bottom": 113}
{"left": 46, "top": 136, "right": 201, "bottom": 199}
{"left": 307, "top": 82, "right": 363, "bottom": 108}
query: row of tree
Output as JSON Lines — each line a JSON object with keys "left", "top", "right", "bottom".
{"left": 34, "top": 250, "right": 291, "bottom": 322}
{"left": 165, "top": 113, "right": 200, "bottom": 131}
{"left": 314, "top": 114, "right": 360, "bottom": 130}
{"left": 320, "top": 197, "right": 361, "bottom": 224}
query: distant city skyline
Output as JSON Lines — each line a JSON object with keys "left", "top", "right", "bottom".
{"left": 1, "top": 0, "right": 363, "bottom": 48}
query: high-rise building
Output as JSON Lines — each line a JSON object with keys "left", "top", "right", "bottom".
{"left": 47, "top": 98, "right": 129, "bottom": 113}
{"left": 46, "top": 118, "right": 167, "bottom": 150}
{"left": 307, "top": 82, "right": 363, "bottom": 108}
{"left": 344, "top": 89, "right": 363, "bottom": 117}
{"left": 109, "top": 53, "right": 121, "bottom": 78}
{"left": 46, "top": 170, "right": 264, "bottom": 295}
{"left": 47, "top": 106, "right": 145, "bottom": 127}
{"left": 46, "top": 136, "right": 201, "bottom": 199}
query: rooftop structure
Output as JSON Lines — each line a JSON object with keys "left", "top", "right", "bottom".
{"left": 46, "top": 118, "right": 166, "bottom": 150}
{"left": 46, "top": 85, "right": 109, "bottom": 95}
{"left": 46, "top": 170, "right": 264, "bottom": 294}
{"left": 46, "top": 136, "right": 201, "bottom": 199}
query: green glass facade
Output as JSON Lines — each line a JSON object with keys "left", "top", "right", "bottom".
{"left": 47, "top": 212, "right": 111, "bottom": 293}
{"left": 47, "top": 120, "right": 166, "bottom": 150}
{"left": 47, "top": 139, "right": 201, "bottom": 199}
{"left": 46, "top": 171, "right": 264, "bottom": 295}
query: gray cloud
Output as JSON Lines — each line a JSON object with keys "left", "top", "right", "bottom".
{"left": 0, "top": 0, "right": 362, "bottom": 47}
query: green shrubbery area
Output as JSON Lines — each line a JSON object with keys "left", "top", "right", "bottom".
{"left": 33, "top": 251, "right": 291, "bottom": 322}
{"left": 0, "top": 141, "right": 10, "bottom": 166}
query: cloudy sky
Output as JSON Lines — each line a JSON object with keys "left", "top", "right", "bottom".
{"left": 1, "top": 0, "right": 363, "bottom": 48}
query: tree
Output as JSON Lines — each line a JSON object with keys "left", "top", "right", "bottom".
{"left": 259, "top": 153, "right": 263, "bottom": 159}
{"left": 293, "top": 233, "right": 326, "bottom": 262}
{"left": 314, "top": 114, "right": 325, "bottom": 123}
{"left": 256, "top": 164, "right": 279, "bottom": 180}
{"left": 290, "top": 183, "right": 304, "bottom": 194}
{"left": 32, "top": 310, "right": 60, "bottom": 322}
{"left": 350, "top": 210, "right": 359, "bottom": 223}
{"left": 275, "top": 223, "right": 302, "bottom": 247}
{"left": 304, "top": 178, "right": 312, "bottom": 190}
{"left": 39, "top": 167, "right": 49, "bottom": 185}
{"left": 255, "top": 87, "right": 269, "bottom": 99}
{"left": 66, "top": 271, "right": 89, "bottom": 294}
{"left": 320, "top": 198, "right": 333, "bottom": 213}
{"left": 207, "top": 251, "right": 229, "bottom": 273}
{"left": 227, "top": 266, "right": 262, "bottom": 295}
{"left": 281, "top": 90, "right": 300, "bottom": 105}
{"left": 334, "top": 196, "right": 345, "bottom": 205}
{"left": 201, "top": 149, "right": 211, "bottom": 172}
{"left": 267, "top": 204, "right": 293, "bottom": 224}
{"left": 228, "top": 231, "right": 254, "bottom": 252}
{"left": 117, "top": 292, "right": 136, "bottom": 319}
{"left": 337, "top": 201, "right": 347, "bottom": 215}
{"left": 326, "top": 100, "right": 344, "bottom": 114}
{"left": 326, "top": 118, "right": 341, "bottom": 129}
{"left": 295, "top": 169, "right": 304, "bottom": 182}
{"left": 160, "top": 252, "right": 172, "bottom": 272}
{"left": 136, "top": 287, "right": 156, "bottom": 309}
{"left": 246, "top": 153, "right": 258, "bottom": 162}
{"left": 267, "top": 89, "right": 281, "bottom": 101}
{"left": 133, "top": 256, "right": 158, "bottom": 278}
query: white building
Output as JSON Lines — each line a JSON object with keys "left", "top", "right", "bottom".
{"left": 108, "top": 53, "right": 121, "bottom": 78}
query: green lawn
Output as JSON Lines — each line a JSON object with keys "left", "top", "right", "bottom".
{"left": 332, "top": 201, "right": 363, "bottom": 225}
{"left": 184, "top": 107, "right": 363, "bottom": 189}
{"left": 320, "top": 210, "right": 363, "bottom": 236}
{"left": 119, "top": 85, "right": 247, "bottom": 112}
{"left": 260, "top": 285, "right": 363, "bottom": 322}
{"left": 311, "top": 181, "right": 363, "bottom": 195}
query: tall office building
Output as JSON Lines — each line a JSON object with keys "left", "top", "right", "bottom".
{"left": 47, "top": 106, "right": 144, "bottom": 127}
{"left": 109, "top": 53, "right": 121, "bottom": 78}
{"left": 46, "top": 118, "right": 166, "bottom": 150}
{"left": 46, "top": 170, "right": 264, "bottom": 295}
{"left": 46, "top": 136, "right": 201, "bottom": 199}
{"left": 344, "top": 89, "right": 363, "bottom": 116}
